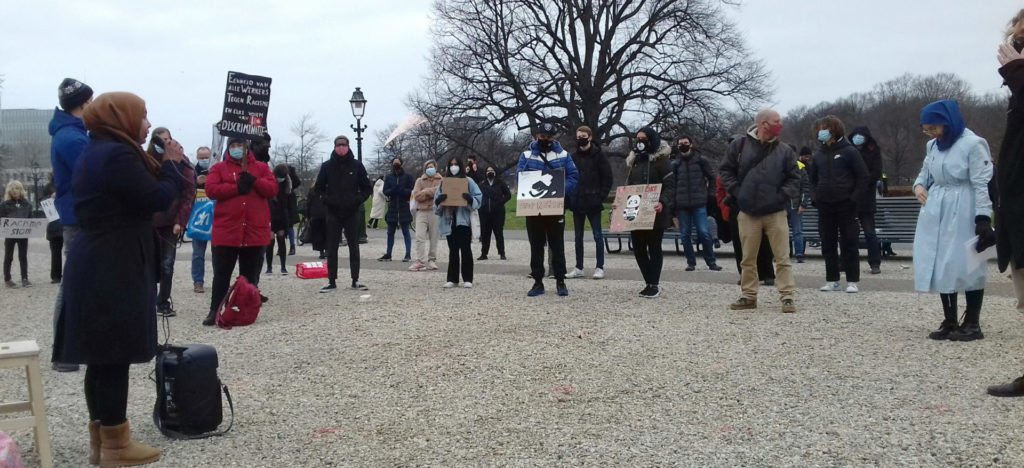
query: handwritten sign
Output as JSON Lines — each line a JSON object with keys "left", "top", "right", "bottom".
{"left": 0, "top": 218, "right": 47, "bottom": 238}
{"left": 216, "top": 71, "right": 272, "bottom": 139}
{"left": 609, "top": 184, "right": 661, "bottom": 232}
{"left": 40, "top": 198, "right": 59, "bottom": 222}
{"left": 440, "top": 177, "right": 469, "bottom": 207}
{"left": 516, "top": 169, "right": 565, "bottom": 216}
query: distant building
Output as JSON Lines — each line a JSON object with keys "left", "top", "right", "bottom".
{"left": 0, "top": 109, "right": 55, "bottom": 206}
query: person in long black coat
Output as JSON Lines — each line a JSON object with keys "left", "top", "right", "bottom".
{"left": 381, "top": 157, "right": 414, "bottom": 261}
{"left": 986, "top": 24, "right": 1024, "bottom": 397}
{"left": 53, "top": 92, "right": 181, "bottom": 465}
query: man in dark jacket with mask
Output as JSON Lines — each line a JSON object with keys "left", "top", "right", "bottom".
{"left": 848, "top": 126, "right": 884, "bottom": 274}
{"left": 477, "top": 166, "right": 512, "bottom": 260}
{"left": 566, "top": 125, "right": 612, "bottom": 280}
{"left": 672, "top": 136, "right": 721, "bottom": 272}
{"left": 314, "top": 135, "right": 372, "bottom": 292}
{"left": 719, "top": 109, "right": 800, "bottom": 313}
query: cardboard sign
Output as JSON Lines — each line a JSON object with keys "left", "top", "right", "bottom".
{"left": 0, "top": 218, "right": 46, "bottom": 238}
{"left": 440, "top": 177, "right": 469, "bottom": 207}
{"left": 40, "top": 198, "right": 59, "bottom": 222}
{"left": 516, "top": 169, "right": 565, "bottom": 216}
{"left": 609, "top": 184, "right": 662, "bottom": 232}
{"left": 216, "top": 71, "right": 272, "bottom": 139}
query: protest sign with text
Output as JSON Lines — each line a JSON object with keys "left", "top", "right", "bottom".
{"left": 516, "top": 168, "right": 565, "bottom": 217}
{"left": 40, "top": 198, "right": 59, "bottom": 222}
{"left": 609, "top": 184, "right": 662, "bottom": 232}
{"left": 0, "top": 218, "right": 47, "bottom": 238}
{"left": 216, "top": 71, "right": 272, "bottom": 139}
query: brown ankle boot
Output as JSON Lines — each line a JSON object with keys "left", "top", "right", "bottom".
{"left": 89, "top": 421, "right": 101, "bottom": 465}
{"left": 98, "top": 421, "right": 160, "bottom": 467}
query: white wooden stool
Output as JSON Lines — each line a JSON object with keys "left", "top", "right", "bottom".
{"left": 0, "top": 340, "right": 53, "bottom": 468}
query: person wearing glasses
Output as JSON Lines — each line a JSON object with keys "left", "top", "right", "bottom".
{"left": 313, "top": 135, "right": 372, "bottom": 292}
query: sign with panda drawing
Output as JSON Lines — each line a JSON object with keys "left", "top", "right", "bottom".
{"left": 610, "top": 184, "right": 662, "bottom": 232}
{"left": 516, "top": 168, "right": 565, "bottom": 216}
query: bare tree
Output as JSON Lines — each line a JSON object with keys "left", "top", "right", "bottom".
{"left": 412, "top": 0, "right": 771, "bottom": 171}
{"left": 290, "top": 113, "right": 327, "bottom": 174}
{"left": 271, "top": 142, "right": 298, "bottom": 168}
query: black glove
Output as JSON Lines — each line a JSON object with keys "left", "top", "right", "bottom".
{"left": 238, "top": 171, "right": 257, "bottom": 195}
{"left": 975, "top": 215, "right": 997, "bottom": 252}
{"left": 461, "top": 192, "right": 473, "bottom": 204}
{"left": 435, "top": 193, "right": 447, "bottom": 206}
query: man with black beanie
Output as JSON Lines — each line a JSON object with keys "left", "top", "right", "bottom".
{"left": 48, "top": 77, "right": 93, "bottom": 372}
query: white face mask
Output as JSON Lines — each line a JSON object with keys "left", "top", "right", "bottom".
{"left": 449, "top": 166, "right": 460, "bottom": 175}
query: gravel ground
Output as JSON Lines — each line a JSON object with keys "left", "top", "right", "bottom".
{"left": 2, "top": 234, "right": 1023, "bottom": 467}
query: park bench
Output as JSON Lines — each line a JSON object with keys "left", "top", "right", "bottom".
{"left": 801, "top": 196, "right": 919, "bottom": 245}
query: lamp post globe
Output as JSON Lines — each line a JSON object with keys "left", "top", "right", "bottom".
{"left": 349, "top": 87, "right": 367, "bottom": 161}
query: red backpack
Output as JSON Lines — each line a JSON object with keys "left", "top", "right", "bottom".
{"left": 215, "top": 276, "right": 261, "bottom": 329}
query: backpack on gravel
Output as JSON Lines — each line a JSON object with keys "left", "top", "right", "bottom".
{"left": 215, "top": 275, "right": 261, "bottom": 329}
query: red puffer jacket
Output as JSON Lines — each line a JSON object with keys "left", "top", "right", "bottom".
{"left": 206, "top": 152, "right": 278, "bottom": 247}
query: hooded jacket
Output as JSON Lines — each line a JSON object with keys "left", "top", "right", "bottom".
{"left": 205, "top": 152, "right": 277, "bottom": 247}
{"left": 313, "top": 149, "right": 372, "bottom": 219}
{"left": 570, "top": 144, "right": 613, "bottom": 213}
{"left": 48, "top": 108, "right": 90, "bottom": 226}
{"left": 808, "top": 137, "right": 869, "bottom": 206}
{"left": 625, "top": 127, "right": 676, "bottom": 229}
{"left": 849, "top": 126, "right": 884, "bottom": 212}
{"left": 719, "top": 125, "right": 800, "bottom": 217}
{"left": 383, "top": 167, "right": 415, "bottom": 224}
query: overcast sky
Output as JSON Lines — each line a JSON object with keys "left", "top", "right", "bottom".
{"left": 0, "top": 1, "right": 1017, "bottom": 165}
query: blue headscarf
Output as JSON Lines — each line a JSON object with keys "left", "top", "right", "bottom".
{"left": 919, "top": 99, "right": 965, "bottom": 151}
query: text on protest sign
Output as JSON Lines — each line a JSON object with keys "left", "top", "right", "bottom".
{"left": 216, "top": 71, "right": 272, "bottom": 139}
{"left": 40, "top": 198, "right": 59, "bottom": 222}
{"left": 0, "top": 218, "right": 47, "bottom": 238}
{"left": 609, "top": 184, "right": 662, "bottom": 232}
{"left": 516, "top": 169, "right": 565, "bottom": 217}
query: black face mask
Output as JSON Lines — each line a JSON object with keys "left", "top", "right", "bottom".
{"left": 487, "top": 173, "right": 495, "bottom": 180}
{"left": 538, "top": 140, "right": 554, "bottom": 152}
{"left": 678, "top": 144, "right": 691, "bottom": 153}
{"left": 393, "top": 164, "right": 402, "bottom": 172}
{"left": 576, "top": 138, "right": 590, "bottom": 148}
{"left": 1014, "top": 36, "right": 1024, "bottom": 53}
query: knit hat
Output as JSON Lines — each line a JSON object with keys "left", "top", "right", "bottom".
{"left": 226, "top": 137, "right": 247, "bottom": 147}
{"left": 58, "top": 78, "right": 94, "bottom": 111}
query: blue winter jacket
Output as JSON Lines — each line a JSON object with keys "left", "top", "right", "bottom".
{"left": 515, "top": 140, "right": 580, "bottom": 201}
{"left": 433, "top": 177, "right": 482, "bottom": 236}
{"left": 49, "top": 108, "right": 90, "bottom": 225}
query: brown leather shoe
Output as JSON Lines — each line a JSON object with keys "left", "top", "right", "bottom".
{"left": 89, "top": 421, "right": 100, "bottom": 465}
{"left": 781, "top": 299, "right": 796, "bottom": 313}
{"left": 730, "top": 297, "right": 757, "bottom": 310}
{"left": 193, "top": 282, "right": 204, "bottom": 293}
{"left": 99, "top": 421, "right": 160, "bottom": 467}
{"left": 987, "top": 376, "right": 1024, "bottom": 397}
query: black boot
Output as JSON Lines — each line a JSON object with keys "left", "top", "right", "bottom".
{"left": 929, "top": 294, "right": 958, "bottom": 340}
{"left": 202, "top": 310, "right": 216, "bottom": 326}
{"left": 987, "top": 375, "right": 1024, "bottom": 397}
{"left": 950, "top": 291, "right": 984, "bottom": 341}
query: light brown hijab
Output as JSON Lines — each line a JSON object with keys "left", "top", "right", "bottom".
{"left": 83, "top": 92, "right": 161, "bottom": 177}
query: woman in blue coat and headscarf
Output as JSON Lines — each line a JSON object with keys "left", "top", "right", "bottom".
{"left": 913, "top": 99, "right": 995, "bottom": 342}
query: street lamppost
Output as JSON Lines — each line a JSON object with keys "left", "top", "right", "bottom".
{"left": 349, "top": 87, "right": 367, "bottom": 161}
{"left": 349, "top": 87, "right": 369, "bottom": 242}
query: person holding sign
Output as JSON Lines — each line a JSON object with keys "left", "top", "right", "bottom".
{"left": 1, "top": 181, "right": 33, "bottom": 288}
{"left": 434, "top": 157, "right": 483, "bottom": 287}
{"left": 621, "top": 127, "right": 675, "bottom": 298}
{"left": 516, "top": 122, "right": 579, "bottom": 297}
{"left": 202, "top": 137, "right": 278, "bottom": 325}
{"left": 53, "top": 92, "right": 182, "bottom": 467}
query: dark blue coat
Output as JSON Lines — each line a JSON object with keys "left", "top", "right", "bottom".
{"left": 53, "top": 137, "right": 181, "bottom": 365}
{"left": 48, "top": 108, "right": 90, "bottom": 226}
{"left": 383, "top": 171, "right": 414, "bottom": 224}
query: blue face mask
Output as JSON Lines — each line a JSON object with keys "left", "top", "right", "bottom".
{"left": 851, "top": 134, "right": 866, "bottom": 146}
{"left": 228, "top": 148, "right": 244, "bottom": 160}
{"left": 196, "top": 159, "right": 210, "bottom": 169}
{"left": 425, "top": 167, "right": 436, "bottom": 177}
{"left": 817, "top": 129, "right": 831, "bottom": 143}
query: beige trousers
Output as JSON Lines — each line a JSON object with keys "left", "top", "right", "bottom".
{"left": 737, "top": 210, "right": 796, "bottom": 301}
{"left": 414, "top": 210, "right": 440, "bottom": 263}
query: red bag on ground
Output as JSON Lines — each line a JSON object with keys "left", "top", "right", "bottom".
{"left": 295, "top": 262, "right": 328, "bottom": 279}
{"left": 215, "top": 276, "right": 261, "bottom": 329}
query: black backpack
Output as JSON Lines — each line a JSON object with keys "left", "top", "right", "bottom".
{"left": 152, "top": 343, "right": 234, "bottom": 439}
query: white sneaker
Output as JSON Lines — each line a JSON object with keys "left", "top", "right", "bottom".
{"left": 592, "top": 268, "right": 605, "bottom": 279}
{"left": 427, "top": 260, "right": 438, "bottom": 270}
{"left": 443, "top": 282, "right": 456, "bottom": 288}
{"left": 846, "top": 282, "right": 859, "bottom": 293}
{"left": 565, "top": 268, "right": 584, "bottom": 279}
{"left": 462, "top": 282, "right": 473, "bottom": 288}
{"left": 819, "top": 282, "right": 841, "bottom": 292}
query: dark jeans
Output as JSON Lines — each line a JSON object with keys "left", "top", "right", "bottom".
{"left": 858, "top": 210, "right": 881, "bottom": 268}
{"left": 3, "top": 238, "right": 28, "bottom": 281}
{"left": 480, "top": 210, "right": 506, "bottom": 257}
{"left": 155, "top": 226, "right": 177, "bottom": 308}
{"left": 526, "top": 215, "right": 566, "bottom": 281}
{"left": 446, "top": 225, "right": 473, "bottom": 283}
{"left": 49, "top": 237, "right": 64, "bottom": 281}
{"left": 676, "top": 206, "right": 715, "bottom": 267}
{"left": 209, "top": 246, "right": 263, "bottom": 313}
{"left": 630, "top": 229, "right": 664, "bottom": 285}
{"left": 729, "top": 216, "right": 774, "bottom": 279}
{"left": 786, "top": 205, "right": 805, "bottom": 257}
{"left": 192, "top": 239, "right": 207, "bottom": 284}
{"left": 287, "top": 226, "right": 295, "bottom": 248}
{"left": 265, "top": 231, "right": 287, "bottom": 270}
{"left": 819, "top": 201, "right": 860, "bottom": 283}
{"left": 326, "top": 211, "right": 361, "bottom": 284}
{"left": 386, "top": 222, "right": 412, "bottom": 258}
{"left": 572, "top": 210, "right": 604, "bottom": 270}
{"left": 84, "top": 363, "right": 130, "bottom": 425}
